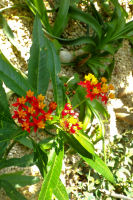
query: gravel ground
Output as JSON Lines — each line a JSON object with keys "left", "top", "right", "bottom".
{"left": 0, "top": 1, "right": 133, "bottom": 200}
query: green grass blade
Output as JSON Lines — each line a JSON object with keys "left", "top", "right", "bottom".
{"left": 69, "top": 5, "right": 102, "bottom": 39}
{"left": 0, "top": 53, "right": 33, "bottom": 96}
{"left": 53, "top": 179, "right": 69, "bottom": 200}
{"left": 38, "top": 145, "right": 64, "bottom": 200}
{"left": 53, "top": 0, "right": 70, "bottom": 36}
{"left": 28, "top": 15, "right": 50, "bottom": 95}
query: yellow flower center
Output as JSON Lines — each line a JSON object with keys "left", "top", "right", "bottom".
{"left": 68, "top": 117, "right": 78, "bottom": 125}
{"left": 92, "top": 87, "right": 99, "bottom": 94}
{"left": 85, "top": 73, "right": 98, "bottom": 85}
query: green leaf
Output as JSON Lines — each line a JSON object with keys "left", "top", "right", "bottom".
{"left": 83, "top": 104, "right": 92, "bottom": 130}
{"left": 74, "top": 130, "right": 95, "bottom": 155}
{"left": 44, "top": 36, "right": 65, "bottom": 113}
{"left": 0, "top": 180, "right": 27, "bottom": 200}
{"left": 28, "top": 15, "right": 50, "bottom": 95}
{"left": 0, "top": 153, "right": 34, "bottom": 170}
{"left": 87, "top": 101, "right": 105, "bottom": 140}
{"left": 69, "top": 6, "right": 102, "bottom": 39}
{"left": 16, "top": 136, "right": 33, "bottom": 149}
{"left": 0, "top": 14, "right": 14, "bottom": 43}
{"left": 0, "top": 80, "right": 12, "bottom": 118}
{"left": 38, "top": 144, "right": 64, "bottom": 200}
{"left": 0, "top": 173, "right": 40, "bottom": 188}
{"left": 80, "top": 153, "right": 115, "bottom": 184}
{"left": 0, "top": 53, "right": 33, "bottom": 96}
{"left": 53, "top": 0, "right": 70, "bottom": 36}
{"left": 88, "top": 99, "right": 109, "bottom": 119}
{"left": 53, "top": 179, "right": 69, "bottom": 200}
{"left": 25, "top": 0, "right": 52, "bottom": 33}
{"left": 0, "top": 128, "right": 26, "bottom": 143}
{"left": 32, "top": 140, "right": 48, "bottom": 177}
{"left": 62, "top": 131, "right": 93, "bottom": 158}
{"left": 0, "top": 141, "right": 9, "bottom": 159}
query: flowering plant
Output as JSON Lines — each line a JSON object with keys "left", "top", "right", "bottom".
{"left": 0, "top": 16, "right": 115, "bottom": 200}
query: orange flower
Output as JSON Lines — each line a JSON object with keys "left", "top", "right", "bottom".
{"left": 22, "top": 121, "right": 30, "bottom": 132}
{"left": 109, "top": 93, "right": 115, "bottom": 99}
{"left": 18, "top": 96, "right": 26, "bottom": 104}
{"left": 101, "top": 77, "right": 107, "bottom": 83}
{"left": 28, "top": 106, "right": 35, "bottom": 114}
{"left": 109, "top": 84, "right": 114, "bottom": 90}
{"left": 49, "top": 102, "right": 57, "bottom": 110}
{"left": 26, "top": 90, "right": 34, "bottom": 97}
{"left": 37, "top": 120, "right": 45, "bottom": 129}
{"left": 39, "top": 102, "right": 46, "bottom": 109}
{"left": 37, "top": 94, "right": 45, "bottom": 102}
{"left": 18, "top": 110, "right": 26, "bottom": 118}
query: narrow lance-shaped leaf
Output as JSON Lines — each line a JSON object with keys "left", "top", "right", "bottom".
{"left": 39, "top": 143, "right": 64, "bottom": 200}
{"left": 0, "top": 180, "right": 27, "bottom": 200}
{"left": 0, "top": 128, "right": 26, "bottom": 143}
{"left": 53, "top": 179, "right": 69, "bottom": 200}
{"left": 53, "top": 0, "right": 70, "bottom": 36}
{"left": 74, "top": 130, "right": 95, "bottom": 155}
{"left": 25, "top": 0, "right": 52, "bottom": 33}
{"left": 44, "top": 36, "right": 65, "bottom": 113}
{"left": 0, "top": 14, "right": 15, "bottom": 45}
{"left": 28, "top": 15, "right": 50, "bottom": 95}
{"left": 0, "top": 173, "right": 40, "bottom": 188}
{"left": 0, "top": 153, "right": 34, "bottom": 170}
{"left": 0, "top": 53, "right": 33, "bottom": 96}
{"left": 80, "top": 153, "right": 115, "bottom": 184}
{"left": 69, "top": 5, "right": 102, "bottom": 39}
{"left": 0, "top": 80, "right": 12, "bottom": 118}
{"left": 62, "top": 131, "right": 115, "bottom": 184}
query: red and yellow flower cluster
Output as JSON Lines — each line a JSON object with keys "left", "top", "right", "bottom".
{"left": 78, "top": 73, "right": 115, "bottom": 104}
{"left": 12, "top": 90, "right": 57, "bottom": 133}
{"left": 60, "top": 103, "right": 82, "bottom": 134}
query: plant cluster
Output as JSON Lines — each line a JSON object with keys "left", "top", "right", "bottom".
{"left": 0, "top": 0, "right": 132, "bottom": 200}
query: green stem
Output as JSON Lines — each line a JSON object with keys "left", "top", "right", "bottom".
{"left": 103, "top": 137, "right": 106, "bottom": 164}
{"left": 73, "top": 99, "right": 86, "bottom": 110}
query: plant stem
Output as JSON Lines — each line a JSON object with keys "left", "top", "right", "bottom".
{"left": 103, "top": 137, "right": 106, "bottom": 164}
{"left": 100, "top": 189, "right": 133, "bottom": 200}
{"left": 73, "top": 99, "right": 86, "bottom": 110}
